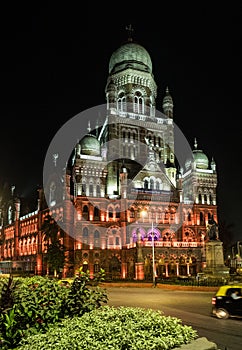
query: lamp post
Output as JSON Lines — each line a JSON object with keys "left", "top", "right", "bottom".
{"left": 141, "top": 210, "right": 156, "bottom": 287}
{"left": 151, "top": 221, "right": 156, "bottom": 287}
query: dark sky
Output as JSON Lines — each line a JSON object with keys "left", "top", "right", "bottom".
{"left": 0, "top": 3, "right": 241, "bottom": 242}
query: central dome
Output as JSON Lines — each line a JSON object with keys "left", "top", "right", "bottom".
{"left": 109, "top": 41, "right": 153, "bottom": 74}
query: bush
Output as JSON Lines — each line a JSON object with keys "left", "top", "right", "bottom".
{"left": 0, "top": 270, "right": 108, "bottom": 349}
{"left": 16, "top": 306, "right": 198, "bottom": 350}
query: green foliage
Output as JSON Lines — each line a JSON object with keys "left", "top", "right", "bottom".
{"left": 0, "top": 278, "right": 23, "bottom": 349}
{"left": 0, "top": 276, "right": 15, "bottom": 314}
{"left": 12, "top": 276, "right": 69, "bottom": 332}
{"left": 41, "top": 214, "right": 66, "bottom": 275}
{"left": 0, "top": 309, "right": 23, "bottom": 349}
{"left": 44, "top": 241, "right": 65, "bottom": 273}
{"left": 0, "top": 271, "right": 108, "bottom": 349}
{"left": 64, "top": 268, "right": 108, "bottom": 317}
{"left": 16, "top": 306, "right": 198, "bottom": 350}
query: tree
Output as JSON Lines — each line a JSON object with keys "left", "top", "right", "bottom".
{"left": 41, "top": 214, "right": 66, "bottom": 277}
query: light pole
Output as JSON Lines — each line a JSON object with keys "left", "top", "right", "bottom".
{"left": 151, "top": 220, "right": 156, "bottom": 287}
{"left": 141, "top": 210, "right": 156, "bottom": 287}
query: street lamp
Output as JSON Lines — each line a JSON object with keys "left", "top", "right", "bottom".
{"left": 141, "top": 210, "right": 156, "bottom": 287}
{"left": 151, "top": 220, "right": 156, "bottom": 287}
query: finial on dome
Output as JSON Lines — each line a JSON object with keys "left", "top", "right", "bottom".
{"left": 125, "top": 24, "right": 134, "bottom": 42}
{"left": 194, "top": 138, "right": 198, "bottom": 149}
{"left": 166, "top": 86, "right": 169, "bottom": 94}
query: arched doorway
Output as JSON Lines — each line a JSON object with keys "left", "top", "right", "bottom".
{"left": 109, "top": 255, "right": 121, "bottom": 280}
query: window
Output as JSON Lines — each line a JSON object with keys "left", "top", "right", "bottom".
{"left": 94, "top": 230, "right": 100, "bottom": 247}
{"left": 150, "top": 179, "right": 154, "bottom": 190}
{"left": 89, "top": 184, "right": 93, "bottom": 196}
{"left": 83, "top": 227, "right": 89, "bottom": 245}
{"left": 200, "top": 212, "right": 204, "bottom": 225}
{"left": 94, "top": 207, "right": 100, "bottom": 220}
{"left": 133, "top": 91, "right": 144, "bottom": 114}
{"left": 83, "top": 205, "right": 89, "bottom": 220}
{"left": 82, "top": 184, "right": 86, "bottom": 195}
{"left": 96, "top": 185, "right": 101, "bottom": 197}
{"left": 109, "top": 207, "right": 113, "bottom": 218}
{"left": 117, "top": 93, "right": 126, "bottom": 112}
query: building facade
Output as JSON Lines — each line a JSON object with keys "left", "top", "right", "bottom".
{"left": 0, "top": 36, "right": 219, "bottom": 280}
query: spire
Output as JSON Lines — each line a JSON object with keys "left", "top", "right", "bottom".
{"left": 125, "top": 24, "right": 134, "bottom": 42}
{"left": 162, "top": 86, "right": 174, "bottom": 118}
{"left": 11, "top": 185, "right": 15, "bottom": 197}
{"left": 194, "top": 138, "right": 198, "bottom": 149}
{"left": 211, "top": 156, "right": 216, "bottom": 172}
{"left": 87, "top": 121, "right": 91, "bottom": 133}
{"left": 53, "top": 153, "right": 58, "bottom": 167}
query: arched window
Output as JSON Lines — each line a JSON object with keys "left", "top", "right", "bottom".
{"left": 94, "top": 261, "right": 100, "bottom": 273}
{"left": 198, "top": 193, "right": 202, "bottom": 203}
{"left": 94, "top": 230, "right": 100, "bottom": 248}
{"left": 188, "top": 212, "right": 191, "bottom": 222}
{"left": 83, "top": 205, "right": 89, "bottom": 220}
{"left": 144, "top": 179, "right": 148, "bottom": 190}
{"left": 82, "top": 261, "right": 88, "bottom": 272}
{"left": 118, "top": 93, "right": 126, "bottom": 112}
{"left": 96, "top": 185, "right": 101, "bottom": 197}
{"left": 83, "top": 227, "right": 89, "bottom": 245}
{"left": 82, "top": 183, "right": 86, "bottom": 195}
{"left": 94, "top": 207, "right": 100, "bottom": 220}
{"left": 108, "top": 207, "right": 113, "bottom": 219}
{"left": 89, "top": 184, "right": 93, "bottom": 196}
{"left": 209, "top": 194, "right": 213, "bottom": 204}
{"left": 150, "top": 179, "right": 154, "bottom": 190}
{"left": 133, "top": 91, "right": 144, "bottom": 114}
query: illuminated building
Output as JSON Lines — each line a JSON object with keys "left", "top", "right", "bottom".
{"left": 0, "top": 34, "right": 219, "bottom": 280}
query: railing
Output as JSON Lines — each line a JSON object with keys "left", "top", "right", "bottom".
{"left": 125, "top": 241, "right": 202, "bottom": 248}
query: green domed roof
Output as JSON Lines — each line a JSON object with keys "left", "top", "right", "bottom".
{"left": 80, "top": 134, "right": 100, "bottom": 156}
{"left": 109, "top": 41, "right": 153, "bottom": 74}
{"left": 193, "top": 149, "right": 209, "bottom": 169}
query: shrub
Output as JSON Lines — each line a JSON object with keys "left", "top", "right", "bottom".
{"left": 16, "top": 305, "right": 198, "bottom": 350}
{"left": 0, "top": 270, "right": 108, "bottom": 349}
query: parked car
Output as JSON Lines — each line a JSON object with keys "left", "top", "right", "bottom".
{"left": 196, "top": 273, "right": 208, "bottom": 281}
{"left": 211, "top": 283, "right": 242, "bottom": 319}
{"left": 57, "top": 278, "right": 74, "bottom": 287}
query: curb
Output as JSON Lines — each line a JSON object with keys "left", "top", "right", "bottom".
{"left": 174, "top": 337, "right": 218, "bottom": 350}
{"left": 100, "top": 282, "right": 218, "bottom": 292}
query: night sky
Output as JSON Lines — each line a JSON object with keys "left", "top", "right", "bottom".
{"left": 0, "top": 3, "right": 241, "bottom": 242}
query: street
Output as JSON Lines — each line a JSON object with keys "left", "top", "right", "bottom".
{"left": 105, "top": 287, "right": 242, "bottom": 350}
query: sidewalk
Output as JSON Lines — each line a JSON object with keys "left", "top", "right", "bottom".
{"left": 101, "top": 281, "right": 219, "bottom": 292}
